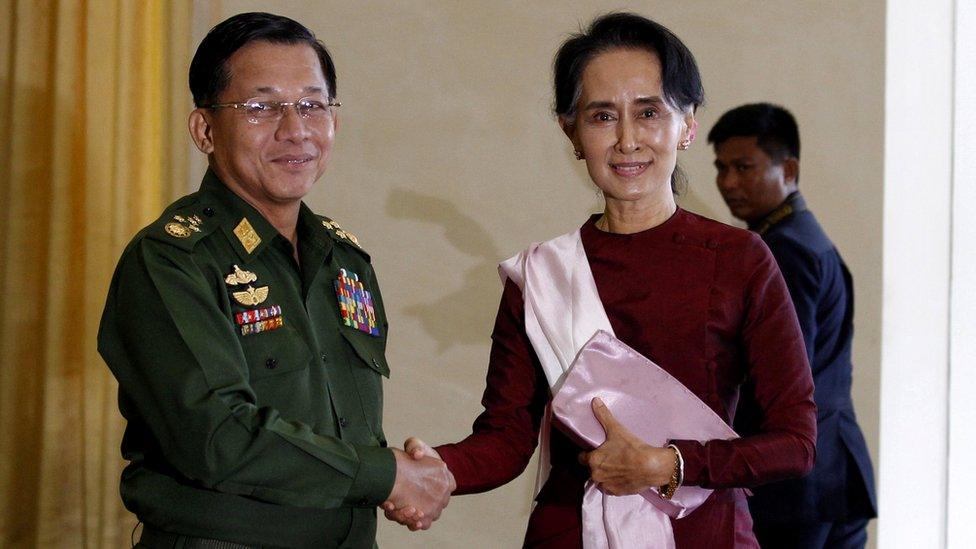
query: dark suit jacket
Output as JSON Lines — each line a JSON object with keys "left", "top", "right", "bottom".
{"left": 735, "top": 193, "right": 877, "bottom": 524}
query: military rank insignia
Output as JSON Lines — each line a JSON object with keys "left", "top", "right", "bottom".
{"left": 334, "top": 268, "right": 380, "bottom": 336}
{"left": 234, "top": 218, "right": 261, "bottom": 254}
{"left": 165, "top": 214, "right": 203, "bottom": 239}
{"left": 225, "top": 265, "right": 283, "bottom": 336}
{"left": 321, "top": 219, "right": 361, "bottom": 247}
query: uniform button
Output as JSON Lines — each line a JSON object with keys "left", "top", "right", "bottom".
{"left": 358, "top": 497, "right": 370, "bottom": 506}
{"left": 321, "top": 354, "right": 328, "bottom": 363}
{"left": 339, "top": 417, "right": 349, "bottom": 428}
{"left": 265, "top": 358, "right": 278, "bottom": 369}
{"left": 203, "top": 207, "right": 215, "bottom": 217}
{"left": 672, "top": 233, "right": 685, "bottom": 244}
{"left": 379, "top": 439, "right": 388, "bottom": 448}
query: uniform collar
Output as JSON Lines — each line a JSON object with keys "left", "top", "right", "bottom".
{"left": 198, "top": 168, "right": 333, "bottom": 264}
{"left": 297, "top": 201, "right": 335, "bottom": 256}
{"left": 749, "top": 191, "right": 807, "bottom": 235}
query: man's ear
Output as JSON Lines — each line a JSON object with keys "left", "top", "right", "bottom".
{"left": 188, "top": 109, "right": 215, "bottom": 154}
{"left": 783, "top": 157, "right": 799, "bottom": 186}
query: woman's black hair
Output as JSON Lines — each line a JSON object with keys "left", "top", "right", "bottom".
{"left": 189, "top": 12, "right": 337, "bottom": 107}
{"left": 554, "top": 12, "right": 704, "bottom": 118}
{"left": 553, "top": 13, "right": 704, "bottom": 192}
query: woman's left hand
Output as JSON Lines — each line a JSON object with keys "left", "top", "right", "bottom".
{"left": 578, "top": 397, "right": 675, "bottom": 496}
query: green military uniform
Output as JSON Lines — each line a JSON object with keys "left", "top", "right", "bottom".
{"left": 98, "top": 170, "right": 395, "bottom": 548}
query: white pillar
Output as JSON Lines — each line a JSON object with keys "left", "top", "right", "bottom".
{"left": 947, "top": 1, "right": 976, "bottom": 547}
{"left": 880, "top": 0, "right": 954, "bottom": 547}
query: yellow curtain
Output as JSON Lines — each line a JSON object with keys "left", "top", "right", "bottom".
{"left": 0, "top": 0, "right": 191, "bottom": 546}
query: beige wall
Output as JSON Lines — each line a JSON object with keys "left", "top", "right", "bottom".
{"left": 196, "top": 2, "right": 885, "bottom": 546}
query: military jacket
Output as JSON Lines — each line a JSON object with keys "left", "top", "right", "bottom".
{"left": 97, "top": 170, "right": 395, "bottom": 548}
{"left": 736, "top": 192, "right": 876, "bottom": 524}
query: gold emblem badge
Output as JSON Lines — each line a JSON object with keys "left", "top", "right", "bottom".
{"left": 224, "top": 264, "right": 268, "bottom": 306}
{"left": 234, "top": 218, "right": 261, "bottom": 254}
{"left": 174, "top": 214, "right": 203, "bottom": 232}
{"left": 165, "top": 212, "right": 206, "bottom": 238}
{"left": 322, "top": 219, "right": 361, "bottom": 247}
{"left": 224, "top": 264, "right": 258, "bottom": 286}
{"left": 165, "top": 222, "right": 191, "bottom": 238}
{"left": 232, "top": 285, "right": 270, "bottom": 306}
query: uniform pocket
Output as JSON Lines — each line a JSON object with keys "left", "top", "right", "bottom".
{"left": 240, "top": 326, "right": 312, "bottom": 382}
{"left": 339, "top": 329, "right": 390, "bottom": 377}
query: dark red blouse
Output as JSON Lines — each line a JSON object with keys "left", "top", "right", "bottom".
{"left": 436, "top": 210, "right": 816, "bottom": 548}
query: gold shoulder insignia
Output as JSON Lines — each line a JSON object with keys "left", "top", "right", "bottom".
{"left": 163, "top": 209, "right": 210, "bottom": 240}
{"left": 165, "top": 222, "right": 192, "bottom": 238}
{"left": 234, "top": 218, "right": 261, "bottom": 254}
{"left": 322, "top": 219, "right": 361, "bottom": 247}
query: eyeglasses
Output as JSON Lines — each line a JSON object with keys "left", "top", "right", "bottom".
{"left": 207, "top": 97, "right": 341, "bottom": 124}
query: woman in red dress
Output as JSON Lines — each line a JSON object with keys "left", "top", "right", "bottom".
{"left": 386, "top": 13, "right": 816, "bottom": 548}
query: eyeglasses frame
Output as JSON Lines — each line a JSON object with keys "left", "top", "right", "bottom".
{"left": 206, "top": 97, "right": 342, "bottom": 124}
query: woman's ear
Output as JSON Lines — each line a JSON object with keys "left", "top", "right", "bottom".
{"left": 188, "top": 109, "right": 215, "bottom": 154}
{"left": 684, "top": 113, "right": 698, "bottom": 145}
{"left": 559, "top": 116, "right": 583, "bottom": 157}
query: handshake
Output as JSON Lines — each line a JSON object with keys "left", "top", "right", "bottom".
{"left": 382, "top": 437, "right": 455, "bottom": 531}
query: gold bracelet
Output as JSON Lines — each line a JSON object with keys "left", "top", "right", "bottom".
{"left": 659, "top": 444, "right": 683, "bottom": 500}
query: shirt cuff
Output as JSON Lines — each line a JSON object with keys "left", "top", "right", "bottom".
{"left": 670, "top": 439, "right": 706, "bottom": 486}
{"left": 433, "top": 443, "right": 466, "bottom": 493}
{"left": 344, "top": 445, "right": 396, "bottom": 507}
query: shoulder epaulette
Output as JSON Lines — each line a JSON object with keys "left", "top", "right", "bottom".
{"left": 319, "top": 215, "right": 366, "bottom": 252}
{"left": 144, "top": 195, "right": 221, "bottom": 251}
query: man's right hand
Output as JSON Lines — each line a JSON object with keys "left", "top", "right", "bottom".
{"left": 384, "top": 446, "right": 455, "bottom": 531}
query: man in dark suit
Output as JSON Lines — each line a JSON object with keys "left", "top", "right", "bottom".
{"left": 709, "top": 103, "right": 877, "bottom": 548}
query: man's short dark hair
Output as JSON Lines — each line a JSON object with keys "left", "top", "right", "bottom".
{"left": 707, "top": 103, "right": 800, "bottom": 162}
{"left": 189, "top": 12, "right": 337, "bottom": 107}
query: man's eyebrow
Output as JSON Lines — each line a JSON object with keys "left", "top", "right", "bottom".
{"left": 716, "top": 156, "right": 753, "bottom": 165}
{"left": 251, "top": 86, "right": 326, "bottom": 95}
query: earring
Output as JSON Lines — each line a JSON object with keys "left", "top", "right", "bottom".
{"left": 574, "top": 149, "right": 584, "bottom": 160}
{"left": 678, "top": 140, "right": 691, "bottom": 150}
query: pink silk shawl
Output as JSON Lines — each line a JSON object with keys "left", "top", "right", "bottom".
{"left": 499, "top": 229, "right": 737, "bottom": 549}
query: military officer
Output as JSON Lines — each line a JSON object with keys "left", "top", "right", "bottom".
{"left": 98, "top": 12, "right": 452, "bottom": 548}
{"left": 709, "top": 103, "right": 877, "bottom": 549}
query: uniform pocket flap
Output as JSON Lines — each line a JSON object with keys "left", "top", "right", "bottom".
{"left": 242, "top": 327, "right": 312, "bottom": 381}
{"left": 340, "top": 329, "right": 391, "bottom": 377}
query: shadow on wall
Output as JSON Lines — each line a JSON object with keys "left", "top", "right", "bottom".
{"left": 386, "top": 188, "right": 504, "bottom": 352}
{"left": 677, "top": 184, "right": 726, "bottom": 222}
